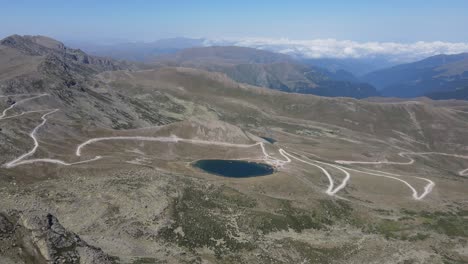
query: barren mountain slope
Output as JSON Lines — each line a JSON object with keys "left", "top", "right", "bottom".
{"left": 1, "top": 36, "right": 468, "bottom": 263}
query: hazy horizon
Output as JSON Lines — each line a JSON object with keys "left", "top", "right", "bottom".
{"left": 1, "top": 1, "right": 468, "bottom": 42}
{"left": 2, "top": 0, "right": 468, "bottom": 61}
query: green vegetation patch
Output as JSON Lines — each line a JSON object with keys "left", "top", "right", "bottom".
{"left": 131, "top": 257, "right": 164, "bottom": 264}
{"left": 426, "top": 215, "right": 468, "bottom": 237}
{"left": 273, "top": 238, "right": 357, "bottom": 264}
{"left": 368, "top": 219, "right": 408, "bottom": 239}
{"left": 241, "top": 199, "right": 357, "bottom": 234}
{"left": 158, "top": 186, "right": 256, "bottom": 257}
{"left": 375, "top": 209, "right": 468, "bottom": 240}
{"left": 245, "top": 207, "right": 323, "bottom": 234}
{"left": 159, "top": 186, "right": 363, "bottom": 258}
{"left": 411, "top": 210, "right": 468, "bottom": 238}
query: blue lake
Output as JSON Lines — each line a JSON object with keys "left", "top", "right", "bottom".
{"left": 193, "top": 159, "right": 275, "bottom": 178}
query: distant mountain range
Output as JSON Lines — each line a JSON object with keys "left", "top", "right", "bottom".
{"left": 300, "top": 57, "right": 398, "bottom": 76}
{"left": 28, "top": 35, "right": 468, "bottom": 101}
{"left": 73, "top": 37, "right": 206, "bottom": 62}
{"left": 363, "top": 53, "right": 468, "bottom": 98}
{"left": 71, "top": 37, "right": 397, "bottom": 76}
{"left": 154, "top": 46, "right": 379, "bottom": 99}
{"left": 426, "top": 86, "right": 468, "bottom": 100}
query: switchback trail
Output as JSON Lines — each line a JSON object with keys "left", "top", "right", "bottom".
{"left": 1, "top": 93, "right": 439, "bottom": 200}
{"left": 0, "top": 94, "right": 48, "bottom": 120}
{"left": 336, "top": 151, "right": 468, "bottom": 176}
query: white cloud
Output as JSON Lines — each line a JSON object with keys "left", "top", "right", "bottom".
{"left": 203, "top": 38, "right": 468, "bottom": 62}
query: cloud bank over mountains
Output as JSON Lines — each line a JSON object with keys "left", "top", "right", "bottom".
{"left": 204, "top": 38, "right": 468, "bottom": 62}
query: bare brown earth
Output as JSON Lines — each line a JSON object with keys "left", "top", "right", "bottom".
{"left": 1, "top": 37, "right": 468, "bottom": 263}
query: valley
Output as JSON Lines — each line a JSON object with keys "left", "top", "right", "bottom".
{"left": 0, "top": 35, "right": 468, "bottom": 264}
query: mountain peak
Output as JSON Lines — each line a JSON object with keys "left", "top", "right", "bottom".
{"left": 0, "top": 35, "right": 70, "bottom": 56}
{"left": 0, "top": 34, "right": 134, "bottom": 72}
{"left": 1, "top": 34, "right": 66, "bottom": 55}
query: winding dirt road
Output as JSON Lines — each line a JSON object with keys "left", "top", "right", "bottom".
{"left": 0, "top": 94, "right": 48, "bottom": 120}
{"left": 336, "top": 151, "right": 468, "bottom": 177}
{"left": 0, "top": 93, "right": 450, "bottom": 201}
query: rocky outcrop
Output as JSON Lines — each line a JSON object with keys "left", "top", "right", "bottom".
{"left": 0, "top": 211, "right": 117, "bottom": 264}
{"left": 0, "top": 35, "right": 60, "bottom": 56}
{"left": 1, "top": 35, "right": 134, "bottom": 73}
{"left": 0, "top": 213, "right": 14, "bottom": 236}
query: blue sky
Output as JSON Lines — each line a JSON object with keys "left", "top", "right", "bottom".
{"left": 1, "top": 0, "right": 467, "bottom": 43}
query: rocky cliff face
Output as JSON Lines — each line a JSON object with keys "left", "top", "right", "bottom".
{"left": 0, "top": 211, "right": 116, "bottom": 264}
{"left": 1, "top": 35, "right": 133, "bottom": 73}
{"left": 0, "top": 35, "right": 182, "bottom": 130}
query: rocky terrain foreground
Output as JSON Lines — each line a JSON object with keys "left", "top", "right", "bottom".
{"left": 1, "top": 35, "right": 468, "bottom": 264}
{"left": 0, "top": 211, "right": 115, "bottom": 264}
